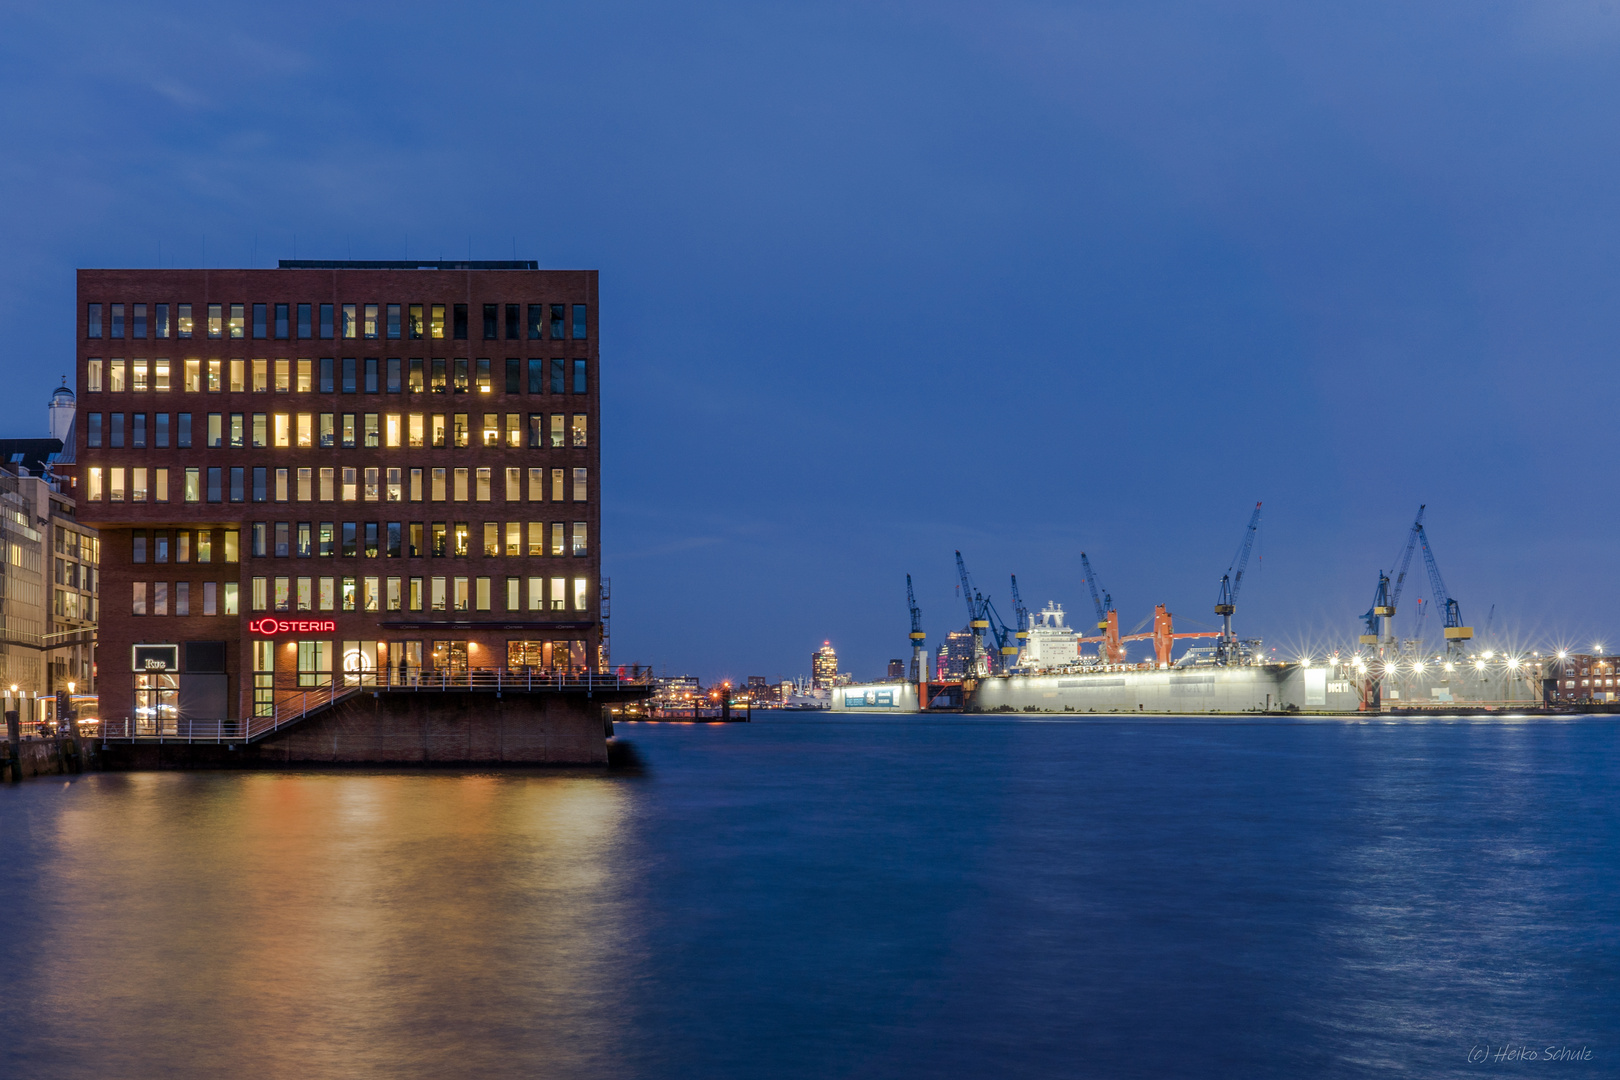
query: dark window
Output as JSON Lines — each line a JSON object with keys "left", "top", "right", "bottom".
{"left": 275, "top": 522, "right": 290, "bottom": 557}
{"left": 111, "top": 304, "right": 125, "bottom": 338}
{"left": 386, "top": 358, "right": 402, "bottom": 393}
{"left": 320, "top": 358, "right": 335, "bottom": 393}
{"left": 133, "top": 304, "right": 148, "bottom": 339}
{"left": 156, "top": 304, "right": 170, "bottom": 339}
{"left": 253, "top": 467, "right": 267, "bottom": 502}
{"left": 110, "top": 413, "right": 125, "bottom": 448}
{"left": 297, "top": 522, "right": 312, "bottom": 558}
{"left": 155, "top": 413, "right": 169, "bottom": 447}
{"left": 133, "top": 413, "right": 147, "bottom": 448}
{"left": 133, "top": 533, "right": 146, "bottom": 563}
{"left": 408, "top": 358, "right": 424, "bottom": 392}
{"left": 573, "top": 359, "right": 587, "bottom": 394}
{"left": 86, "top": 304, "right": 102, "bottom": 339}
{"left": 573, "top": 304, "right": 588, "bottom": 340}
{"left": 297, "top": 303, "right": 312, "bottom": 338}
{"left": 230, "top": 467, "right": 245, "bottom": 502}
{"left": 527, "top": 415, "right": 542, "bottom": 448}
{"left": 387, "top": 304, "right": 401, "bottom": 339}
{"left": 504, "top": 303, "right": 520, "bottom": 340}
{"left": 251, "top": 522, "right": 267, "bottom": 557}
{"left": 453, "top": 304, "right": 468, "bottom": 340}
{"left": 319, "top": 303, "right": 334, "bottom": 339}
{"left": 185, "top": 641, "right": 229, "bottom": 673}
{"left": 386, "top": 522, "right": 402, "bottom": 557}
{"left": 253, "top": 303, "right": 268, "bottom": 339}
{"left": 430, "top": 359, "right": 446, "bottom": 393}
{"left": 87, "top": 413, "right": 102, "bottom": 447}
{"left": 207, "top": 467, "right": 223, "bottom": 503}
{"left": 342, "top": 522, "right": 358, "bottom": 558}
{"left": 528, "top": 304, "right": 543, "bottom": 339}
{"left": 453, "top": 358, "right": 468, "bottom": 393}
{"left": 275, "top": 303, "right": 290, "bottom": 339}
{"left": 528, "top": 359, "right": 544, "bottom": 394}
{"left": 341, "top": 357, "right": 357, "bottom": 393}
{"left": 364, "top": 522, "right": 379, "bottom": 558}
{"left": 178, "top": 413, "right": 192, "bottom": 448}
{"left": 364, "top": 357, "right": 379, "bottom": 393}
{"left": 483, "top": 304, "right": 498, "bottom": 340}
{"left": 551, "top": 358, "right": 565, "bottom": 394}
{"left": 550, "top": 304, "right": 566, "bottom": 339}
{"left": 505, "top": 359, "right": 520, "bottom": 393}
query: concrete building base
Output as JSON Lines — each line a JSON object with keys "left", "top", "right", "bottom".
{"left": 97, "top": 690, "right": 620, "bottom": 769}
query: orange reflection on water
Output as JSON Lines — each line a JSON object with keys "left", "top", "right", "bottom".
{"left": 39, "top": 772, "right": 635, "bottom": 1078}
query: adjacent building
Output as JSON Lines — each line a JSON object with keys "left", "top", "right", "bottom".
{"left": 811, "top": 641, "right": 838, "bottom": 690}
{"left": 74, "top": 261, "right": 599, "bottom": 729}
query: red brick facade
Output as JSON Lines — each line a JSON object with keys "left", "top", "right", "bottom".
{"left": 74, "top": 264, "right": 600, "bottom": 728}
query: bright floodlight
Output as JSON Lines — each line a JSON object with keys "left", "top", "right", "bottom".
{"left": 1413, "top": 662, "right": 1426, "bottom": 673}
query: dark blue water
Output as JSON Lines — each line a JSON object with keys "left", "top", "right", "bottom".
{"left": 0, "top": 713, "right": 1614, "bottom": 1078}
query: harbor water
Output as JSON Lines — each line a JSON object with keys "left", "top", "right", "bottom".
{"left": 0, "top": 712, "right": 1615, "bottom": 1079}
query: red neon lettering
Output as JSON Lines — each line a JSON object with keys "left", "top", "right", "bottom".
{"left": 249, "top": 618, "right": 336, "bottom": 635}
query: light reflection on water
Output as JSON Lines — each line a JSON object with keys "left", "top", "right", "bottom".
{"left": 1, "top": 715, "right": 1616, "bottom": 1080}
{"left": 8, "top": 772, "right": 633, "bottom": 1079}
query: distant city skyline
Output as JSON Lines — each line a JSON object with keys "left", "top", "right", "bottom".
{"left": 6, "top": 3, "right": 1620, "bottom": 682}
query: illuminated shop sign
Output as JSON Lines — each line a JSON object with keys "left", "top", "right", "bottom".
{"left": 132, "top": 645, "right": 179, "bottom": 672}
{"left": 248, "top": 618, "right": 337, "bottom": 636}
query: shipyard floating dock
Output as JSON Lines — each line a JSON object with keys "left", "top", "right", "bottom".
{"left": 831, "top": 662, "right": 1537, "bottom": 715}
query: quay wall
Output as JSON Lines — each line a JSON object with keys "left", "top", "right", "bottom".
{"left": 97, "top": 690, "right": 620, "bottom": 770}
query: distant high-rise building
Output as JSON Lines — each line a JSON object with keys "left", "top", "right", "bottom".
{"left": 811, "top": 641, "right": 838, "bottom": 689}
{"left": 886, "top": 659, "right": 905, "bottom": 680}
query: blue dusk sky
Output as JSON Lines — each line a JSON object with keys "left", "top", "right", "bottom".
{"left": 3, "top": 2, "right": 1618, "bottom": 682}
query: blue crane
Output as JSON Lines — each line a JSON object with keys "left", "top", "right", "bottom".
{"left": 1009, "top": 574, "right": 1030, "bottom": 661}
{"left": 1214, "top": 502, "right": 1263, "bottom": 663}
{"left": 954, "top": 550, "right": 991, "bottom": 675}
{"left": 1365, "top": 505, "right": 1424, "bottom": 645}
{"left": 1079, "top": 552, "right": 1113, "bottom": 631}
{"left": 1417, "top": 522, "right": 1472, "bottom": 655}
{"left": 906, "top": 574, "right": 926, "bottom": 682}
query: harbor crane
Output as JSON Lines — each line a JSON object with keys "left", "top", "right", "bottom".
{"left": 1214, "top": 502, "right": 1262, "bottom": 664}
{"left": 1079, "top": 552, "right": 1125, "bottom": 663}
{"left": 1417, "top": 521, "right": 1473, "bottom": 657}
{"left": 955, "top": 551, "right": 991, "bottom": 677}
{"left": 906, "top": 574, "right": 926, "bottom": 683}
{"left": 1362, "top": 505, "right": 1424, "bottom": 651}
{"left": 1009, "top": 575, "right": 1030, "bottom": 661}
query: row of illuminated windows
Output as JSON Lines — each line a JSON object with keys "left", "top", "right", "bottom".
{"left": 54, "top": 557, "right": 96, "bottom": 592}
{"left": 55, "top": 530, "right": 99, "bottom": 562}
{"left": 85, "top": 358, "right": 589, "bottom": 396}
{"left": 130, "top": 530, "right": 238, "bottom": 564}
{"left": 85, "top": 465, "right": 588, "bottom": 504}
{"left": 131, "top": 581, "right": 241, "bottom": 616}
{"left": 54, "top": 588, "right": 94, "bottom": 621}
{"left": 88, "top": 302, "right": 588, "bottom": 342}
{"left": 88, "top": 411, "right": 586, "bottom": 450}
{"left": 243, "top": 521, "right": 587, "bottom": 559}
{"left": 244, "top": 574, "right": 590, "bottom": 614}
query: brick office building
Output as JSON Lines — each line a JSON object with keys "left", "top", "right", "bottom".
{"left": 75, "top": 261, "right": 600, "bottom": 731}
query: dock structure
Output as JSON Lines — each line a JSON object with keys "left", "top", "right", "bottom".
{"left": 95, "top": 669, "right": 650, "bottom": 767}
